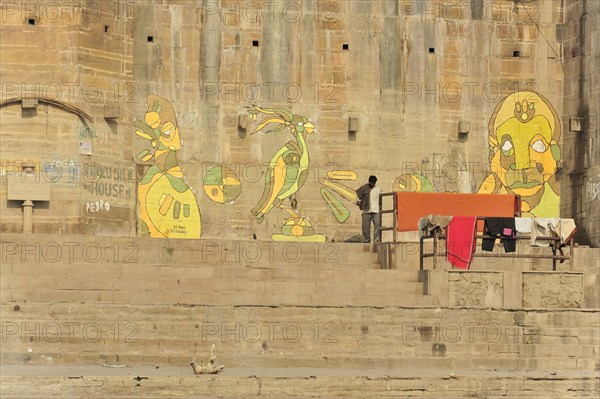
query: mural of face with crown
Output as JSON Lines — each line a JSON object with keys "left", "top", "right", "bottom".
{"left": 478, "top": 91, "right": 561, "bottom": 217}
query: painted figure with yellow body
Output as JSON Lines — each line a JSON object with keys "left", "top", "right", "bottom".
{"left": 135, "top": 95, "right": 201, "bottom": 238}
{"left": 249, "top": 105, "right": 326, "bottom": 242}
{"left": 477, "top": 91, "right": 561, "bottom": 217}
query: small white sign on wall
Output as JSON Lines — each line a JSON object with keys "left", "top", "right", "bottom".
{"left": 80, "top": 141, "right": 93, "bottom": 156}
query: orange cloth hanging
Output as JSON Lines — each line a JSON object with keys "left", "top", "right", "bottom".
{"left": 396, "top": 192, "right": 519, "bottom": 232}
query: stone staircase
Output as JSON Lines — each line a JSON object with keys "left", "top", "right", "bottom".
{"left": 0, "top": 233, "right": 435, "bottom": 307}
{"left": 1, "top": 302, "right": 598, "bottom": 398}
{"left": 1, "top": 302, "right": 598, "bottom": 370}
{"left": 1, "top": 233, "right": 598, "bottom": 398}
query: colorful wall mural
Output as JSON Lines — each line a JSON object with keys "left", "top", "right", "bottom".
{"left": 131, "top": 91, "right": 560, "bottom": 240}
{"left": 248, "top": 106, "right": 326, "bottom": 242}
{"left": 319, "top": 170, "right": 359, "bottom": 223}
{"left": 477, "top": 91, "right": 561, "bottom": 217}
{"left": 134, "top": 95, "right": 202, "bottom": 238}
{"left": 392, "top": 173, "right": 436, "bottom": 193}
{"left": 203, "top": 165, "right": 242, "bottom": 204}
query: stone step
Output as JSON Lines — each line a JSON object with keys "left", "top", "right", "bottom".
{"left": 2, "top": 263, "right": 422, "bottom": 283}
{"left": 2, "top": 316, "right": 597, "bottom": 355}
{"left": 1, "top": 244, "right": 381, "bottom": 267}
{"left": 0, "top": 288, "right": 431, "bottom": 307}
{"left": 2, "top": 276, "right": 424, "bottom": 296}
{"left": 1, "top": 303, "right": 597, "bottom": 371}
{"left": 2, "top": 350, "right": 598, "bottom": 372}
{"left": 4, "top": 332, "right": 598, "bottom": 362}
{"left": 4, "top": 303, "right": 598, "bottom": 328}
{"left": 3, "top": 259, "right": 382, "bottom": 275}
{"left": 0, "top": 233, "right": 380, "bottom": 255}
{"left": 0, "top": 366, "right": 598, "bottom": 398}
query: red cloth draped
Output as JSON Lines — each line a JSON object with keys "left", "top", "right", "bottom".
{"left": 446, "top": 216, "right": 477, "bottom": 270}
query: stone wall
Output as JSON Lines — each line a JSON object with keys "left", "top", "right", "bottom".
{"left": 1, "top": 0, "right": 597, "bottom": 245}
{"left": 425, "top": 269, "right": 590, "bottom": 309}
{"left": 448, "top": 271, "right": 504, "bottom": 307}
{"left": 522, "top": 272, "right": 584, "bottom": 308}
{"left": 2, "top": 302, "right": 598, "bottom": 371}
{"left": 0, "top": 0, "right": 136, "bottom": 236}
{"left": 560, "top": 0, "right": 600, "bottom": 246}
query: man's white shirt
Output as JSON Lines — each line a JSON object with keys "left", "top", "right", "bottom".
{"left": 368, "top": 187, "right": 381, "bottom": 213}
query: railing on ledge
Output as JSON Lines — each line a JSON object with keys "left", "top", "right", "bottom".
{"left": 379, "top": 191, "right": 398, "bottom": 244}
{"left": 419, "top": 217, "right": 575, "bottom": 272}
{"left": 373, "top": 192, "right": 398, "bottom": 269}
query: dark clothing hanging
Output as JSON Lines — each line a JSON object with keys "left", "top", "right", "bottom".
{"left": 482, "top": 217, "right": 516, "bottom": 253}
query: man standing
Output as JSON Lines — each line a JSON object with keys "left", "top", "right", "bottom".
{"left": 356, "top": 175, "right": 381, "bottom": 243}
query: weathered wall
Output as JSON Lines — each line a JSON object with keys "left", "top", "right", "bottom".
{"left": 560, "top": 0, "right": 600, "bottom": 246}
{"left": 0, "top": 0, "right": 136, "bottom": 236}
{"left": 522, "top": 272, "right": 583, "bottom": 308}
{"left": 0, "top": 0, "right": 596, "bottom": 245}
{"left": 448, "top": 271, "right": 504, "bottom": 307}
{"left": 2, "top": 302, "right": 599, "bottom": 371}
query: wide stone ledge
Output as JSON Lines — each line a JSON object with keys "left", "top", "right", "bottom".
{"left": 1, "top": 366, "right": 598, "bottom": 398}
{"left": 423, "top": 269, "right": 592, "bottom": 309}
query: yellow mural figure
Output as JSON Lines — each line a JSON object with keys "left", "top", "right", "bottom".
{"left": 134, "top": 95, "right": 201, "bottom": 238}
{"left": 249, "top": 105, "right": 326, "bottom": 242}
{"left": 393, "top": 173, "right": 436, "bottom": 193}
{"left": 477, "top": 91, "right": 561, "bottom": 217}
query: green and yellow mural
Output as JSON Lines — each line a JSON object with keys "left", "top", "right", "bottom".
{"left": 130, "top": 91, "right": 560, "bottom": 240}
{"left": 392, "top": 173, "right": 436, "bottom": 193}
{"left": 248, "top": 105, "right": 326, "bottom": 242}
{"left": 477, "top": 91, "right": 561, "bottom": 217}
{"left": 319, "top": 170, "right": 359, "bottom": 223}
{"left": 134, "top": 95, "right": 201, "bottom": 238}
{"left": 203, "top": 165, "right": 242, "bottom": 204}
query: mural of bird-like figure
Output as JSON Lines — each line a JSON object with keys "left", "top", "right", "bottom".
{"left": 249, "top": 105, "right": 325, "bottom": 242}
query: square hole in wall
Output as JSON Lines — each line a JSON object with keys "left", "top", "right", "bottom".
{"left": 28, "top": 18, "right": 36, "bottom": 25}
{"left": 342, "top": 43, "right": 349, "bottom": 50}
{"left": 104, "top": 25, "right": 109, "bottom": 33}
{"left": 513, "top": 50, "right": 520, "bottom": 57}
{"left": 147, "top": 36, "right": 154, "bottom": 43}
{"left": 252, "top": 40, "right": 259, "bottom": 47}
{"left": 429, "top": 47, "right": 435, "bottom": 54}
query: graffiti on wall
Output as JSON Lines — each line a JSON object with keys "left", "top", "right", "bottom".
{"left": 248, "top": 105, "right": 326, "bottom": 242}
{"left": 78, "top": 126, "right": 97, "bottom": 139}
{"left": 587, "top": 181, "right": 600, "bottom": 202}
{"left": 392, "top": 173, "right": 436, "bottom": 193}
{"left": 82, "top": 162, "right": 134, "bottom": 200}
{"left": 85, "top": 199, "right": 110, "bottom": 213}
{"left": 134, "top": 95, "right": 201, "bottom": 238}
{"left": 319, "top": 170, "right": 358, "bottom": 223}
{"left": 477, "top": 91, "right": 561, "bottom": 217}
{"left": 203, "top": 165, "right": 242, "bottom": 204}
